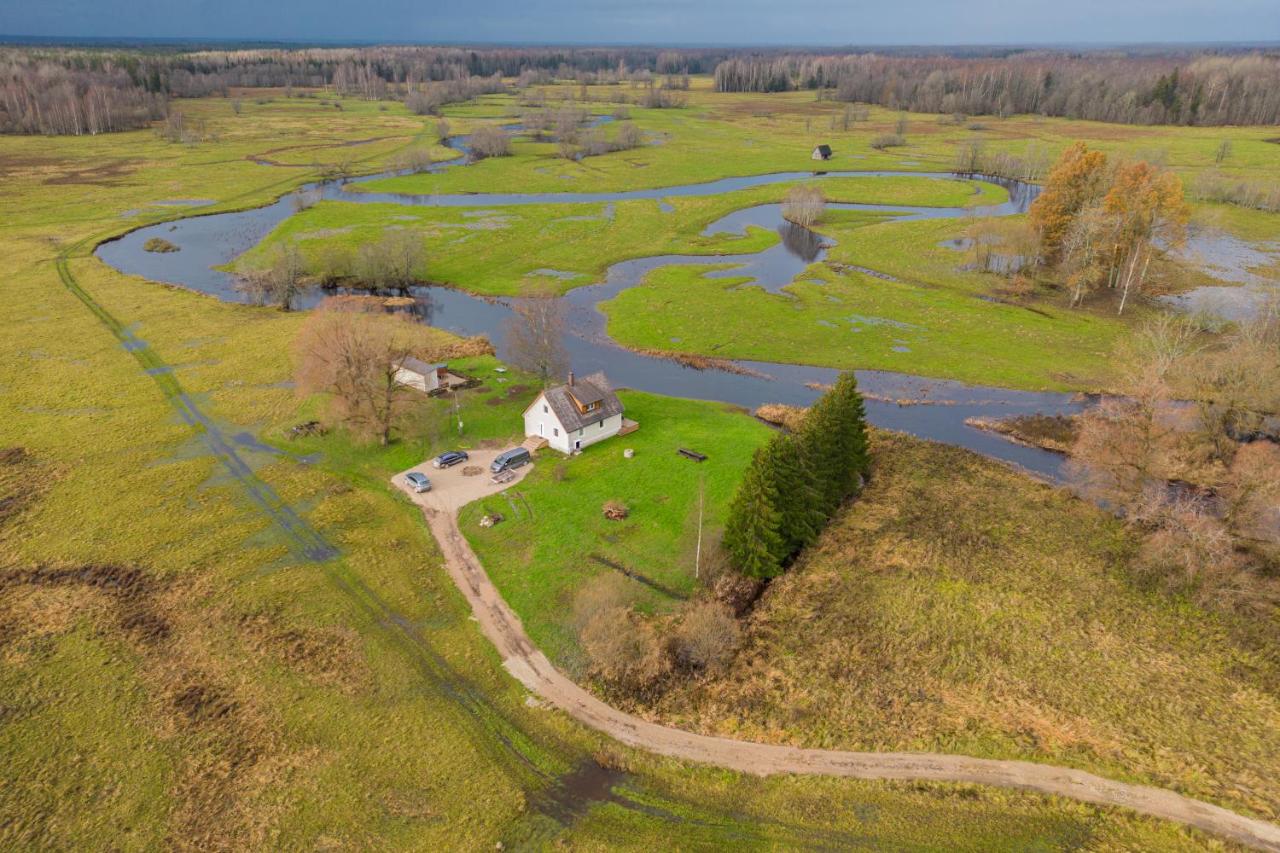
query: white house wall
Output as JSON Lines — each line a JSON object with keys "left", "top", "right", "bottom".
{"left": 570, "top": 413, "right": 622, "bottom": 451}
{"left": 523, "top": 395, "right": 571, "bottom": 453}
{"left": 523, "top": 394, "right": 622, "bottom": 454}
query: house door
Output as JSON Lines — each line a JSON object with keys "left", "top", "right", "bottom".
{"left": 574, "top": 440, "right": 581, "bottom": 450}
{"left": 538, "top": 422, "right": 544, "bottom": 437}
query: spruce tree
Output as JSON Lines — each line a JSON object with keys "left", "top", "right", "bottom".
{"left": 723, "top": 446, "right": 785, "bottom": 579}
{"left": 798, "top": 392, "right": 843, "bottom": 516}
{"left": 767, "top": 434, "right": 827, "bottom": 556}
{"left": 829, "top": 372, "right": 869, "bottom": 496}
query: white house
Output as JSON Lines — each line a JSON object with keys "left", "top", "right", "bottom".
{"left": 523, "top": 371, "right": 624, "bottom": 454}
{"left": 394, "top": 356, "right": 448, "bottom": 393}
{"left": 811, "top": 144, "right": 833, "bottom": 161}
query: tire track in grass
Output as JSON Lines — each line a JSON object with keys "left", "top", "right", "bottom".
{"left": 56, "top": 243, "right": 884, "bottom": 846}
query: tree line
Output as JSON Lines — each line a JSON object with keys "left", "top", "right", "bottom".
{"left": 724, "top": 373, "right": 869, "bottom": 579}
{"left": 1, "top": 44, "right": 722, "bottom": 106}
{"left": 713, "top": 51, "right": 1280, "bottom": 126}
{"left": 0, "top": 57, "right": 166, "bottom": 135}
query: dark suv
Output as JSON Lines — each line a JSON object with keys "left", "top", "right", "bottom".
{"left": 432, "top": 450, "right": 469, "bottom": 469}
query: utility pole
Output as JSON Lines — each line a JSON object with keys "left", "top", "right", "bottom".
{"left": 694, "top": 471, "right": 705, "bottom": 581}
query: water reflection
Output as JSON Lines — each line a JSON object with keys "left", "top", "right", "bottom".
{"left": 95, "top": 142, "right": 1082, "bottom": 478}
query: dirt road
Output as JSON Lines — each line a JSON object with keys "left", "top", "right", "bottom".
{"left": 406, "top": 475, "right": 1280, "bottom": 851}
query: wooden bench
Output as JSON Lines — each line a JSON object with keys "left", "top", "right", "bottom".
{"left": 676, "top": 448, "right": 707, "bottom": 462}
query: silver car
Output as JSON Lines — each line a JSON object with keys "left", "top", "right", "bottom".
{"left": 405, "top": 471, "right": 432, "bottom": 493}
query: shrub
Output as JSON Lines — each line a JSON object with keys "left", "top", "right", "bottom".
{"left": 143, "top": 237, "right": 179, "bottom": 253}
{"left": 870, "top": 133, "right": 906, "bottom": 150}
{"left": 672, "top": 601, "right": 741, "bottom": 673}
{"left": 468, "top": 125, "right": 511, "bottom": 159}
{"left": 580, "top": 606, "right": 670, "bottom": 693}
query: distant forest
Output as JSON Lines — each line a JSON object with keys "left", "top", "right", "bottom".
{"left": 713, "top": 52, "right": 1280, "bottom": 126}
{"left": 3, "top": 44, "right": 1278, "bottom": 134}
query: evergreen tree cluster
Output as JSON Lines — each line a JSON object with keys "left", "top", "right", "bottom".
{"left": 723, "top": 373, "right": 869, "bottom": 579}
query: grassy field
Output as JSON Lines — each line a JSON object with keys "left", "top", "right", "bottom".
{"left": 635, "top": 431, "right": 1280, "bottom": 823}
{"left": 235, "top": 174, "right": 1002, "bottom": 296}
{"left": 367, "top": 86, "right": 1280, "bottom": 196}
{"left": 600, "top": 215, "right": 1129, "bottom": 390}
{"left": 460, "top": 392, "right": 772, "bottom": 670}
{"left": 228, "top": 86, "right": 1279, "bottom": 391}
{"left": 0, "top": 90, "right": 1231, "bottom": 848}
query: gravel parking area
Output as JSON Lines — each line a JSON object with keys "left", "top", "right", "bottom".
{"left": 392, "top": 448, "right": 534, "bottom": 514}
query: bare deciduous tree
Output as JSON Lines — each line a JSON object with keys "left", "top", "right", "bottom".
{"left": 1070, "top": 312, "right": 1280, "bottom": 613}
{"left": 354, "top": 231, "right": 427, "bottom": 290}
{"left": 467, "top": 125, "right": 512, "bottom": 159}
{"left": 504, "top": 296, "right": 569, "bottom": 386}
{"left": 614, "top": 121, "right": 643, "bottom": 150}
{"left": 237, "top": 242, "right": 309, "bottom": 310}
{"left": 393, "top": 146, "right": 433, "bottom": 174}
{"left": 781, "top": 185, "right": 826, "bottom": 228}
{"left": 294, "top": 301, "right": 441, "bottom": 446}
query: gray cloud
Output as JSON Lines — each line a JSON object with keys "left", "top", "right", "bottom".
{"left": 2, "top": 0, "right": 1276, "bottom": 44}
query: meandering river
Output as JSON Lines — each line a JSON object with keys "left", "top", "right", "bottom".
{"left": 97, "top": 123, "right": 1092, "bottom": 479}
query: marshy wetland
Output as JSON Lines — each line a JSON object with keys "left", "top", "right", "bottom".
{"left": 5, "top": 70, "right": 1279, "bottom": 849}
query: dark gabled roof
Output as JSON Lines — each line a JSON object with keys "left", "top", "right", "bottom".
{"left": 814, "top": 144, "right": 833, "bottom": 156}
{"left": 538, "top": 372, "right": 623, "bottom": 432}
{"left": 398, "top": 356, "right": 444, "bottom": 375}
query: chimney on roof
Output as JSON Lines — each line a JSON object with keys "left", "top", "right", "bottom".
{"left": 567, "top": 370, "right": 575, "bottom": 387}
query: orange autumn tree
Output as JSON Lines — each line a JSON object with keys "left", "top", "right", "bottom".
{"left": 1101, "top": 161, "right": 1191, "bottom": 315}
{"left": 1029, "top": 142, "right": 1110, "bottom": 264}
{"left": 1032, "top": 143, "right": 1190, "bottom": 314}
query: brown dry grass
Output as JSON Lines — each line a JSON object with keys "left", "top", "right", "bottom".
{"left": 643, "top": 430, "right": 1280, "bottom": 820}
{"left": 753, "top": 403, "right": 808, "bottom": 432}
{"left": 0, "top": 449, "right": 368, "bottom": 850}
{"left": 964, "top": 413, "right": 1080, "bottom": 453}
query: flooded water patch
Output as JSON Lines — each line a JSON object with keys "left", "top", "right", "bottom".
{"left": 94, "top": 150, "right": 1082, "bottom": 478}
{"left": 849, "top": 314, "right": 920, "bottom": 330}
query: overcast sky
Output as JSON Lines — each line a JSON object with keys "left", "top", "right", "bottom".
{"left": 2, "top": 0, "right": 1278, "bottom": 45}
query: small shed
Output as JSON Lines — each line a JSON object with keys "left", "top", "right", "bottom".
{"left": 394, "top": 356, "right": 448, "bottom": 393}
{"left": 811, "top": 144, "right": 833, "bottom": 161}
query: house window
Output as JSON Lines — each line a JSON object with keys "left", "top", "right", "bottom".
{"left": 578, "top": 428, "right": 583, "bottom": 436}
{"left": 599, "top": 420, "right": 604, "bottom": 430}
{"left": 543, "top": 404, "right": 548, "bottom": 414}
{"left": 553, "top": 427, "right": 559, "bottom": 437}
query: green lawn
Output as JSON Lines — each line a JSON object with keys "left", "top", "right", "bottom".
{"left": 460, "top": 391, "right": 771, "bottom": 670}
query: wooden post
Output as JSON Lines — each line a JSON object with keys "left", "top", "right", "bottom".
{"left": 694, "top": 471, "right": 705, "bottom": 580}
